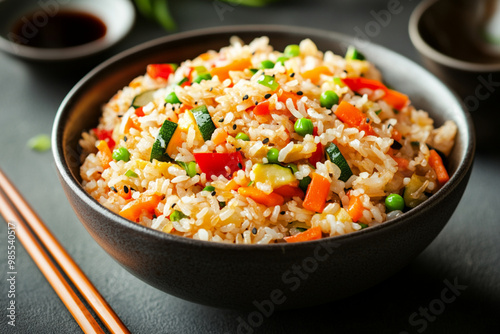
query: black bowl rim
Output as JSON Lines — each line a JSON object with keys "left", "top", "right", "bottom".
{"left": 409, "top": 0, "right": 500, "bottom": 72}
{"left": 52, "top": 24, "right": 476, "bottom": 251}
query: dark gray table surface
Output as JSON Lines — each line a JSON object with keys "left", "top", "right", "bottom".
{"left": 1, "top": 0, "right": 499, "bottom": 333}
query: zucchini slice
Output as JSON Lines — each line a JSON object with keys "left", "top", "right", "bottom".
{"left": 325, "top": 143, "right": 353, "bottom": 182}
{"left": 190, "top": 105, "right": 216, "bottom": 141}
{"left": 132, "top": 90, "right": 155, "bottom": 109}
{"left": 150, "top": 120, "right": 178, "bottom": 162}
{"left": 403, "top": 174, "right": 429, "bottom": 208}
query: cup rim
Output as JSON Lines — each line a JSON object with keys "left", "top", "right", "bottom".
{"left": 409, "top": 0, "right": 500, "bottom": 72}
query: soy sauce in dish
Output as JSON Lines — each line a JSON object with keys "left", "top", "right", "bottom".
{"left": 11, "top": 10, "right": 106, "bottom": 49}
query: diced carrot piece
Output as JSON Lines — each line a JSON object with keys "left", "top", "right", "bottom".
{"left": 284, "top": 226, "right": 322, "bottom": 243}
{"left": 135, "top": 106, "right": 145, "bottom": 117}
{"left": 238, "top": 187, "right": 284, "bottom": 207}
{"left": 117, "top": 186, "right": 132, "bottom": 200}
{"left": 428, "top": 149, "right": 450, "bottom": 185}
{"left": 346, "top": 193, "right": 364, "bottom": 222}
{"left": 303, "top": 172, "right": 330, "bottom": 213}
{"left": 96, "top": 140, "right": 112, "bottom": 169}
{"left": 335, "top": 101, "right": 376, "bottom": 136}
{"left": 210, "top": 58, "right": 252, "bottom": 82}
{"left": 119, "top": 194, "right": 163, "bottom": 222}
{"left": 278, "top": 90, "right": 301, "bottom": 109}
{"left": 274, "top": 185, "right": 305, "bottom": 199}
{"left": 392, "top": 128, "right": 403, "bottom": 142}
{"left": 301, "top": 66, "right": 332, "bottom": 84}
{"left": 384, "top": 89, "right": 409, "bottom": 110}
{"left": 254, "top": 100, "right": 270, "bottom": 116}
{"left": 211, "top": 128, "right": 228, "bottom": 146}
{"left": 388, "top": 148, "right": 409, "bottom": 170}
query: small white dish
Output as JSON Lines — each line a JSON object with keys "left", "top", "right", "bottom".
{"left": 0, "top": 0, "right": 135, "bottom": 61}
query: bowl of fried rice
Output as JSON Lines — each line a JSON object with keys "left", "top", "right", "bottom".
{"left": 53, "top": 25, "right": 475, "bottom": 309}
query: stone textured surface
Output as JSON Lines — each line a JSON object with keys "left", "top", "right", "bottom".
{"left": 1, "top": 0, "right": 499, "bottom": 333}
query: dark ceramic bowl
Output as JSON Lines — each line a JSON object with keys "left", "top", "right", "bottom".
{"left": 53, "top": 25, "right": 475, "bottom": 310}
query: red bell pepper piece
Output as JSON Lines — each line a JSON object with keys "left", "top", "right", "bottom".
{"left": 147, "top": 64, "right": 176, "bottom": 80}
{"left": 342, "top": 77, "right": 409, "bottom": 110}
{"left": 194, "top": 151, "right": 244, "bottom": 179}
{"left": 93, "top": 128, "right": 115, "bottom": 150}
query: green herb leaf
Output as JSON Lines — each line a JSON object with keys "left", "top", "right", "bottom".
{"left": 27, "top": 134, "right": 51, "bottom": 152}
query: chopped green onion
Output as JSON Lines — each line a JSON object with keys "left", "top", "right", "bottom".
{"left": 193, "top": 73, "right": 212, "bottom": 84}
{"left": 27, "top": 134, "right": 51, "bottom": 152}
{"left": 249, "top": 68, "right": 259, "bottom": 75}
{"left": 170, "top": 210, "right": 187, "bottom": 222}
{"left": 235, "top": 132, "right": 250, "bottom": 141}
{"left": 125, "top": 169, "right": 138, "bottom": 178}
{"left": 333, "top": 77, "right": 345, "bottom": 87}
{"left": 260, "top": 60, "right": 275, "bottom": 69}
{"left": 257, "top": 74, "right": 279, "bottom": 90}
{"left": 112, "top": 147, "right": 130, "bottom": 162}
{"left": 195, "top": 65, "right": 208, "bottom": 73}
{"left": 345, "top": 46, "right": 365, "bottom": 60}
{"left": 247, "top": 180, "right": 254, "bottom": 187}
{"left": 165, "top": 91, "right": 181, "bottom": 104}
{"left": 203, "top": 185, "right": 215, "bottom": 192}
{"left": 358, "top": 223, "right": 368, "bottom": 229}
{"left": 375, "top": 109, "right": 382, "bottom": 115}
{"left": 177, "top": 77, "right": 189, "bottom": 86}
{"left": 177, "top": 161, "right": 198, "bottom": 177}
{"left": 284, "top": 44, "right": 300, "bottom": 57}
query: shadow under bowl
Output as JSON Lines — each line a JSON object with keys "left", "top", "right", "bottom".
{"left": 53, "top": 25, "right": 475, "bottom": 310}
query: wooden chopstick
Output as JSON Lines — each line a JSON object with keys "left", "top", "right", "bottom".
{"left": 0, "top": 169, "right": 130, "bottom": 334}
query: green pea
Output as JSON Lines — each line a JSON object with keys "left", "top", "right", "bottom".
{"left": 170, "top": 210, "right": 187, "bottom": 222}
{"left": 165, "top": 91, "right": 181, "bottom": 104}
{"left": 294, "top": 118, "right": 314, "bottom": 137}
{"left": 235, "top": 132, "right": 250, "bottom": 141}
{"left": 267, "top": 148, "right": 280, "bottom": 163}
{"left": 260, "top": 60, "right": 275, "bottom": 69}
{"left": 284, "top": 44, "right": 300, "bottom": 57}
{"left": 299, "top": 176, "right": 312, "bottom": 193}
{"left": 385, "top": 193, "right": 405, "bottom": 212}
{"left": 193, "top": 72, "right": 212, "bottom": 84}
{"left": 112, "top": 147, "right": 130, "bottom": 162}
{"left": 203, "top": 185, "right": 215, "bottom": 192}
{"left": 257, "top": 74, "right": 279, "bottom": 90}
{"left": 320, "top": 90, "right": 339, "bottom": 109}
{"left": 125, "top": 169, "right": 138, "bottom": 178}
{"left": 186, "top": 161, "right": 197, "bottom": 177}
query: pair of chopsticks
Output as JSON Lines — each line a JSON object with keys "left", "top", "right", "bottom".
{"left": 0, "top": 168, "right": 130, "bottom": 334}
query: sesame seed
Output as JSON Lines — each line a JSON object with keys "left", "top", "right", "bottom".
{"left": 211, "top": 191, "right": 216, "bottom": 196}
{"left": 123, "top": 136, "right": 128, "bottom": 142}
{"left": 388, "top": 123, "right": 392, "bottom": 128}
{"left": 237, "top": 162, "right": 243, "bottom": 169}
{"left": 236, "top": 147, "right": 242, "bottom": 151}
{"left": 110, "top": 186, "right": 117, "bottom": 193}
{"left": 219, "top": 118, "right": 224, "bottom": 122}
{"left": 164, "top": 103, "right": 168, "bottom": 107}
{"left": 242, "top": 94, "right": 249, "bottom": 101}
{"left": 297, "top": 91, "right": 303, "bottom": 96}
{"left": 194, "top": 101, "right": 198, "bottom": 105}
{"left": 117, "top": 114, "right": 123, "bottom": 118}
{"left": 366, "top": 118, "right": 370, "bottom": 123}
{"left": 264, "top": 93, "right": 272, "bottom": 99}
{"left": 209, "top": 87, "right": 213, "bottom": 92}
{"left": 252, "top": 227, "right": 257, "bottom": 234}
{"left": 172, "top": 106, "right": 176, "bottom": 111}
{"left": 262, "top": 138, "right": 269, "bottom": 144}
{"left": 290, "top": 72, "right": 295, "bottom": 77}
{"left": 123, "top": 186, "right": 129, "bottom": 194}
{"left": 171, "top": 203, "right": 176, "bottom": 208}
{"left": 255, "top": 101, "right": 259, "bottom": 105}
{"left": 280, "top": 211, "right": 286, "bottom": 215}
{"left": 233, "top": 124, "right": 237, "bottom": 130}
